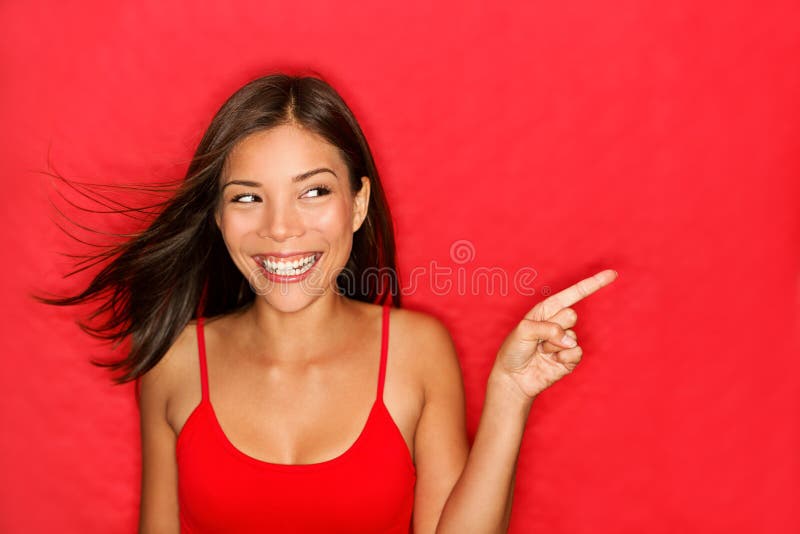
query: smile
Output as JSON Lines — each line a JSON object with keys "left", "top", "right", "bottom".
{"left": 259, "top": 252, "right": 320, "bottom": 276}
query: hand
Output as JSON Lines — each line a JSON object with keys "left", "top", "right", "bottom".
{"left": 492, "top": 269, "right": 619, "bottom": 400}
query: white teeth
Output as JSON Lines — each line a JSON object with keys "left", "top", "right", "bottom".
{"left": 261, "top": 254, "right": 318, "bottom": 276}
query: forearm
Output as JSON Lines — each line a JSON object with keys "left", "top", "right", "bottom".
{"left": 435, "top": 368, "right": 534, "bottom": 534}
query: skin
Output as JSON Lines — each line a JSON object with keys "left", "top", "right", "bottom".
{"left": 138, "top": 120, "right": 618, "bottom": 533}
{"left": 436, "top": 269, "right": 618, "bottom": 533}
{"left": 138, "top": 122, "right": 470, "bottom": 533}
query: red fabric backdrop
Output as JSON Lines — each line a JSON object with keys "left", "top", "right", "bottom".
{"left": 1, "top": 1, "right": 798, "bottom": 532}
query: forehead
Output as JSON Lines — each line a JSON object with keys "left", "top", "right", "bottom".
{"left": 224, "top": 124, "right": 345, "bottom": 178}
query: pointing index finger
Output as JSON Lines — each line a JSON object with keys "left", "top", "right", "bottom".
{"left": 528, "top": 269, "right": 618, "bottom": 320}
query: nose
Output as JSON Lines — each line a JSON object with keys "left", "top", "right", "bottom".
{"left": 258, "top": 201, "right": 304, "bottom": 241}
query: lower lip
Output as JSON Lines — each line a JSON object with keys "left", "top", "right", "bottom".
{"left": 258, "top": 253, "right": 322, "bottom": 284}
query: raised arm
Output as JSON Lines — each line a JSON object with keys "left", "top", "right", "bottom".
{"left": 430, "top": 269, "right": 619, "bottom": 533}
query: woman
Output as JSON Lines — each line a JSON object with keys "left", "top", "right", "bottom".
{"left": 37, "top": 72, "right": 617, "bottom": 533}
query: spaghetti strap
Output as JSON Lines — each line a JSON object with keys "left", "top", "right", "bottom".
{"left": 176, "top": 301, "right": 416, "bottom": 532}
{"left": 196, "top": 317, "right": 209, "bottom": 402}
{"left": 377, "top": 303, "right": 390, "bottom": 402}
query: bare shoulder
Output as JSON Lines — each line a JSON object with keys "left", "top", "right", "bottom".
{"left": 137, "top": 319, "right": 200, "bottom": 431}
{"left": 389, "top": 306, "right": 462, "bottom": 399}
{"left": 390, "top": 307, "right": 468, "bottom": 534}
{"left": 137, "top": 319, "right": 199, "bottom": 531}
{"left": 390, "top": 306, "right": 455, "bottom": 349}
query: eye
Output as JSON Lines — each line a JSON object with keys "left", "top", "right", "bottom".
{"left": 231, "top": 193, "right": 260, "bottom": 203}
{"left": 302, "top": 185, "right": 331, "bottom": 199}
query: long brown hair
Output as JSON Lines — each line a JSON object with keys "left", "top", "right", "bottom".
{"left": 32, "top": 72, "right": 402, "bottom": 385}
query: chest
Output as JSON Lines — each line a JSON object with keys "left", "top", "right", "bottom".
{"left": 168, "top": 320, "right": 423, "bottom": 467}
{"left": 177, "top": 400, "right": 416, "bottom": 533}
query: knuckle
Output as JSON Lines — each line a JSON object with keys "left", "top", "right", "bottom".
{"left": 518, "top": 319, "right": 541, "bottom": 337}
{"left": 550, "top": 322, "right": 564, "bottom": 338}
{"left": 529, "top": 304, "right": 546, "bottom": 321}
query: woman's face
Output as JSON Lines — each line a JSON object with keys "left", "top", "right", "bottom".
{"left": 214, "top": 123, "right": 370, "bottom": 311}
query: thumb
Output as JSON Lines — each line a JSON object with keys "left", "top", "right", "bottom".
{"left": 517, "top": 318, "right": 577, "bottom": 350}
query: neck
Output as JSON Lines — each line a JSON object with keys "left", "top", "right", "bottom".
{"left": 241, "top": 292, "right": 356, "bottom": 365}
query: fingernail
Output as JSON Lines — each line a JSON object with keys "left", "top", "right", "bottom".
{"left": 561, "top": 335, "right": 577, "bottom": 347}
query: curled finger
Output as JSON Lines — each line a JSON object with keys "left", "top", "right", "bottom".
{"left": 540, "top": 328, "right": 577, "bottom": 354}
{"left": 554, "top": 344, "right": 583, "bottom": 365}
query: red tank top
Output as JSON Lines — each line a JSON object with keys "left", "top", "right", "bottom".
{"left": 176, "top": 303, "right": 417, "bottom": 533}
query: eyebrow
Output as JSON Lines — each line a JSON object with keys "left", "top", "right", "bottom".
{"left": 222, "top": 167, "right": 337, "bottom": 190}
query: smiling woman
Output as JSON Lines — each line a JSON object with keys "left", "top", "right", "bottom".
{"left": 214, "top": 125, "right": 373, "bottom": 311}
{"left": 33, "top": 71, "right": 617, "bottom": 534}
{"left": 35, "top": 73, "right": 402, "bottom": 383}
{"left": 32, "top": 73, "right": 439, "bottom": 533}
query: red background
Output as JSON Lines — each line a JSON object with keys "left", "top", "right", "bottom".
{"left": 1, "top": 1, "right": 798, "bottom": 532}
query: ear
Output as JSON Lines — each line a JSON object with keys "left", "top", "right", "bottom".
{"left": 352, "top": 176, "right": 371, "bottom": 233}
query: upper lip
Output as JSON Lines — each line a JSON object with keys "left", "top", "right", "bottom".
{"left": 252, "top": 251, "right": 321, "bottom": 261}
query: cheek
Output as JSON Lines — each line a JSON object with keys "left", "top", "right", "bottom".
{"left": 309, "top": 200, "right": 353, "bottom": 236}
{"left": 218, "top": 213, "right": 252, "bottom": 240}
{"left": 216, "top": 212, "right": 263, "bottom": 259}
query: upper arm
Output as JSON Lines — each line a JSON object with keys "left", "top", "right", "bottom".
{"left": 138, "top": 328, "right": 189, "bottom": 533}
{"left": 410, "top": 314, "right": 470, "bottom": 534}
